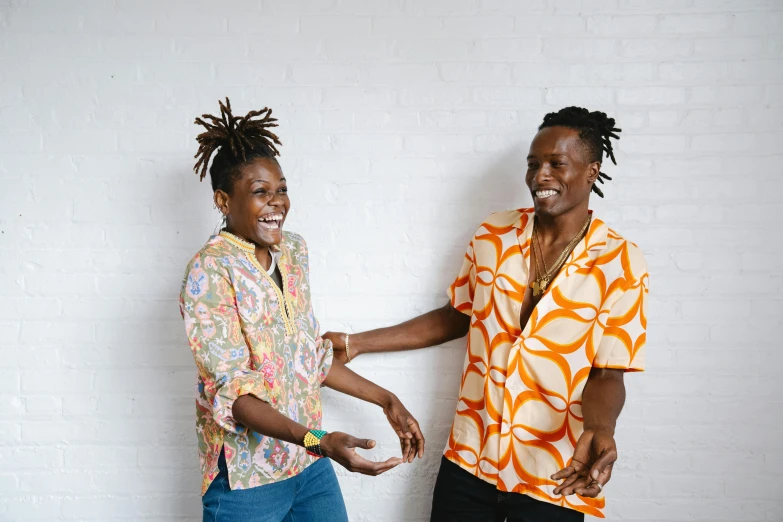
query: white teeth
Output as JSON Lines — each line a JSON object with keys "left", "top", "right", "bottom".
{"left": 260, "top": 213, "right": 283, "bottom": 222}
{"left": 536, "top": 190, "right": 557, "bottom": 199}
{"left": 259, "top": 213, "right": 283, "bottom": 229}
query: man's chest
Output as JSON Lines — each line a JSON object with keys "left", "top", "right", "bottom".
{"left": 472, "top": 233, "right": 617, "bottom": 340}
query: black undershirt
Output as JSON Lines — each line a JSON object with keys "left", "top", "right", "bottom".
{"left": 270, "top": 266, "right": 283, "bottom": 291}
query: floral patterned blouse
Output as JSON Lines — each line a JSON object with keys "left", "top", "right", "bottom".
{"left": 179, "top": 230, "right": 333, "bottom": 495}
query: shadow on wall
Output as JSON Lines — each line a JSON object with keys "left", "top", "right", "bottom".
{"left": 391, "top": 142, "right": 532, "bottom": 520}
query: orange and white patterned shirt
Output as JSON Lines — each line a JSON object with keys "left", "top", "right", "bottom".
{"left": 445, "top": 208, "right": 648, "bottom": 518}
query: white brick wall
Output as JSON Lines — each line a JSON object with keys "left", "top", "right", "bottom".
{"left": 1, "top": 0, "right": 781, "bottom": 520}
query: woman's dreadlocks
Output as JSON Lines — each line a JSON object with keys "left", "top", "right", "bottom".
{"left": 538, "top": 106, "right": 621, "bottom": 198}
{"left": 193, "top": 98, "right": 282, "bottom": 193}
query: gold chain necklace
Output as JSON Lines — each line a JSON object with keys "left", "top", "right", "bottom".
{"left": 531, "top": 215, "right": 591, "bottom": 297}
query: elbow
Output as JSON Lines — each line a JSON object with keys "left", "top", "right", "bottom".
{"left": 452, "top": 310, "right": 470, "bottom": 339}
{"left": 441, "top": 304, "right": 470, "bottom": 341}
{"left": 455, "top": 322, "right": 469, "bottom": 339}
{"left": 231, "top": 395, "right": 252, "bottom": 427}
{"left": 231, "top": 393, "right": 267, "bottom": 429}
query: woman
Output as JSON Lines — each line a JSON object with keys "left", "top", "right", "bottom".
{"left": 180, "top": 99, "right": 424, "bottom": 522}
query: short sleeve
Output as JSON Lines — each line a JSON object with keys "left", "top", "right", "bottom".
{"left": 592, "top": 271, "right": 649, "bottom": 372}
{"left": 180, "top": 254, "right": 270, "bottom": 433}
{"left": 447, "top": 237, "right": 476, "bottom": 316}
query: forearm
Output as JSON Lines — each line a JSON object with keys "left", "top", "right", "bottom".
{"left": 351, "top": 303, "right": 469, "bottom": 357}
{"left": 581, "top": 368, "right": 626, "bottom": 434}
{"left": 232, "top": 394, "right": 309, "bottom": 446}
{"left": 233, "top": 382, "right": 408, "bottom": 475}
{"left": 322, "top": 359, "right": 394, "bottom": 408}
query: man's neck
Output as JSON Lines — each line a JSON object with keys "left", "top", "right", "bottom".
{"left": 534, "top": 205, "right": 591, "bottom": 247}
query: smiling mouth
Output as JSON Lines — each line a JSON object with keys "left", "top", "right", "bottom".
{"left": 534, "top": 189, "right": 559, "bottom": 199}
{"left": 259, "top": 213, "right": 284, "bottom": 230}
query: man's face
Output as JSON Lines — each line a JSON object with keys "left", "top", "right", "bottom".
{"left": 525, "top": 126, "right": 599, "bottom": 219}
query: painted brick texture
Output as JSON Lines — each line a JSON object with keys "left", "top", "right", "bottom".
{"left": 0, "top": 0, "right": 781, "bottom": 520}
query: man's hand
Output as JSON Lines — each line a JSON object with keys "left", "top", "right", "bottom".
{"left": 323, "top": 331, "right": 351, "bottom": 363}
{"left": 551, "top": 428, "right": 616, "bottom": 498}
{"left": 381, "top": 394, "right": 425, "bottom": 463}
{"left": 320, "top": 432, "right": 402, "bottom": 476}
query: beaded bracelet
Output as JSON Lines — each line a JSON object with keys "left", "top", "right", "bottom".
{"left": 304, "top": 429, "right": 328, "bottom": 458}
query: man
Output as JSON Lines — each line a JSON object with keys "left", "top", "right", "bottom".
{"left": 325, "top": 107, "right": 648, "bottom": 521}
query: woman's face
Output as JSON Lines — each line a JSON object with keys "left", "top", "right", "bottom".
{"left": 525, "top": 126, "right": 599, "bottom": 219}
{"left": 217, "top": 157, "right": 290, "bottom": 248}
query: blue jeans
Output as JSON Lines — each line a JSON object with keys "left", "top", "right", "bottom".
{"left": 202, "top": 450, "right": 349, "bottom": 522}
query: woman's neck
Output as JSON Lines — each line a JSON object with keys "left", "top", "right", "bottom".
{"left": 224, "top": 226, "right": 273, "bottom": 271}
{"left": 254, "top": 245, "right": 272, "bottom": 271}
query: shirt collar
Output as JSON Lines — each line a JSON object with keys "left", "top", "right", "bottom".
{"left": 513, "top": 208, "right": 608, "bottom": 253}
{"left": 218, "top": 230, "right": 282, "bottom": 254}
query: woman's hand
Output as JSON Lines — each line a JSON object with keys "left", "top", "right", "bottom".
{"left": 382, "top": 394, "right": 425, "bottom": 463}
{"left": 320, "top": 432, "right": 402, "bottom": 476}
{"left": 323, "top": 331, "right": 352, "bottom": 363}
{"left": 320, "top": 360, "right": 425, "bottom": 464}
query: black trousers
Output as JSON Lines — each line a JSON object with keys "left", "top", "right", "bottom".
{"left": 430, "top": 457, "right": 585, "bottom": 522}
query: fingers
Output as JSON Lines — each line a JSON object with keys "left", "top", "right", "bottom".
{"left": 398, "top": 417, "right": 424, "bottom": 462}
{"left": 575, "top": 476, "right": 607, "bottom": 498}
{"left": 399, "top": 437, "right": 411, "bottom": 463}
{"left": 552, "top": 431, "right": 616, "bottom": 498}
{"left": 555, "top": 466, "right": 612, "bottom": 498}
{"left": 397, "top": 422, "right": 413, "bottom": 445}
{"left": 552, "top": 456, "right": 588, "bottom": 477}
{"left": 414, "top": 432, "right": 425, "bottom": 460}
{"left": 350, "top": 454, "right": 403, "bottom": 476}
{"left": 595, "top": 463, "right": 613, "bottom": 486}
{"left": 557, "top": 476, "right": 592, "bottom": 497}
{"left": 588, "top": 448, "right": 617, "bottom": 483}
{"left": 553, "top": 473, "right": 582, "bottom": 496}
{"left": 393, "top": 425, "right": 413, "bottom": 463}
{"left": 400, "top": 434, "right": 413, "bottom": 463}
{"left": 577, "top": 462, "right": 613, "bottom": 498}
{"left": 389, "top": 411, "right": 425, "bottom": 463}
{"left": 336, "top": 432, "right": 407, "bottom": 476}
{"left": 372, "top": 456, "right": 404, "bottom": 475}
{"left": 351, "top": 438, "right": 376, "bottom": 450}
{"left": 551, "top": 465, "right": 576, "bottom": 481}
{"left": 408, "top": 418, "right": 426, "bottom": 460}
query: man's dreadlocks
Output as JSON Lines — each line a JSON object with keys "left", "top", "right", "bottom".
{"left": 538, "top": 106, "right": 621, "bottom": 198}
{"left": 193, "top": 98, "right": 282, "bottom": 193}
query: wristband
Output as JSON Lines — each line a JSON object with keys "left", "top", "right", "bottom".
{"left": 304, "top": 429, "right": 328, "bottom": 458}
